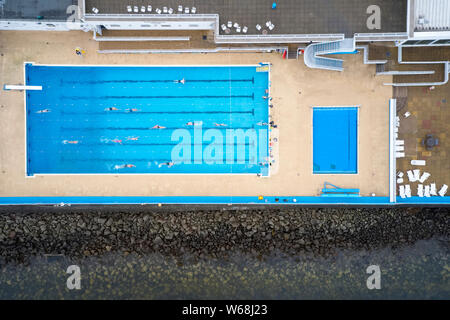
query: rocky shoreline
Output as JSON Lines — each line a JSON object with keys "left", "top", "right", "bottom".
{"left": 0, "top": 206, "right": 449, "bottom": 265}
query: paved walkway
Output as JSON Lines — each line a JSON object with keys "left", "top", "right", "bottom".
{"left": 0, "top": 30, "right": 390, "bottom": 197}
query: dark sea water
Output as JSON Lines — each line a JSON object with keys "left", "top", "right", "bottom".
{"left": 0, "top": 237, "right": 448, "bottom": 299}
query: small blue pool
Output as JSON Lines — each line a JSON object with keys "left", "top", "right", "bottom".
{"left": 313, "top": 107, "right": 358, "bottom": 174}
{"left": 25, "top": 64, "right": 269, "bottom": 176}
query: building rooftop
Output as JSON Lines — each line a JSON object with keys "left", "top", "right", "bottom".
{"left": 85, "top": 0, "right": 407, "bottom": 37}
{"left": 0, "top": 0, "right": 76, "bottom": 21}
{"left": 414, "top": 0, "right": 450, "bottom": 32}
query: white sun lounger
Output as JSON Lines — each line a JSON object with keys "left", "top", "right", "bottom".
{"left": 266, "top": 21, "right": 272, "bottom": 27}
{"left": 221, "top": 24, "right": 227, "bottom": 31}
{"left": 141, "top": 6, "right": 146, "bottom": 12}
{"left": 169, "top": 8, "right": 173, "bottom": 14}
{"left": 417, "top": 184, "right": 424, "bottom": 197}
{"left": 396, "top": 145, "right": 404, "bottom": 152}
{"left": 191, "top": 7, "right": 197, "bottom": 14}
{"left": 395, "top": 152, "right": 405, "bottom": 158}
{"left": 397, "top": 171, "right": 404, "bottom": 178}
{"left": 424, "top": 185, "right": 431, "bottom": 197}
{"left": 184, "top": 7, "right": 190, "bottom": 13}
{"left": 92, "top": 7, "right": 99, "bottom": 14}
{"left": 395, "top": 140, "right": 404, "bottom": 146}
{"left": 419, "top": 172, "right": 430, "bottom": 183}
{"left": 413, "top": 169, "right": 421, "bottom": 181}
{"left": 405, "top": 185, "right": 411, "bottom": 198}
{"left": 236, "top": 27, "right": 241, "bottom": 32}
{"left": 178, "top": 5, "right": 183, "bottom": 12}
{"left": 148, "top": 5, "right": 152, "bottom": 12}
{"left": 127, "top": 5, "right": 132, "bottom": 12}
{"left": 163, "top": 7, "right": 168, "bottom": 13}
{"left": 268, "top": 24, "right": 275, "bottom": 30}
{"left": 399, "top": 185, "right": 406, "bottom": 198}
{"left": 156, "top": 8, "right": 162, "bottom": 14}
{"left": 134, "top": 6, "right": 138, "bottom": 13}
{"left": 430, "top": 183, "right": 437, "bottom": 196}
{"left": 407, "top": 170, "right": 415, "bottom": 182}
{"left": 397, "top": 178, "right": 404, "bottom": 184}
{"left": 256, "top": 24, "right": 262, "bottom": 31}
{"left": 411, "top": 160, "right": 426, "bottom": 166}
{"left": 404, "top": 111, "right": 411, "bottom": 118}
{"left": 438, "top": 184, "right": 448, "bottom": 197}
{"left": 242, "top": 26, "right": 248, "bottom": 33}
{"left": 227, "top": 21, "right": 233, "bottom": 28}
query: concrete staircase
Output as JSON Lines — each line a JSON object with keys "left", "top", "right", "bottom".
{"left": 303, "top": 38, "right": 355, "bottom": 71}
{"left": 367, "top": 44, "right": 449, "bottom": 86}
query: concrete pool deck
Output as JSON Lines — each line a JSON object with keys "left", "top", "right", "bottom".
{"left": 0, "top": 31, "right": 391, "bottom": 197}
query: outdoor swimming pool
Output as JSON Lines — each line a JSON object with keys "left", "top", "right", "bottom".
{"left": 313, "top": 107, "right": 358, "bottom": 174}
{"left": 25, "top": 64, "right": 270, "bottom": 176}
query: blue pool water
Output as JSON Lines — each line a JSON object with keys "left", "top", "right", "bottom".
{"left": 25, "top": 64, "right": 269, "bottom": 176}
{"left": 313, "top": 107, "right": 358, "bottom": 174}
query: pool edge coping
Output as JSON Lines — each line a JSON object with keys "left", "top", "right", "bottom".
{"left": 23, "top": 61, "right": 272, "bottom": 177}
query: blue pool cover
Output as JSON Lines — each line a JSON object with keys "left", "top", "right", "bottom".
{"left": 25, "top": 64, "right": 269, "bottom": 176}
{"left": 313, "top": 107, "right": 358, "bottom": 174}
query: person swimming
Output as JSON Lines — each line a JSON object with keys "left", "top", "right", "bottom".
{"left": 174, "top": 78, "right": 186, "bottom": 84}
{"left": 158, "top": 161, "right": 174, "bottom": 168}
{"left": 62, "top": 140, "right": 79, "bottom": 144}
{"left": 105, "top": 107, "right": 119, "bottom": 111}
{"left": 114, "top": 164, "right": 136, "bottom": 169}
{"left": 151, "top": 125, "right": 166, "bottom": 129}
{"left": 257, "top": 121, "right": 269, "bottom": 126}
{"left": 126, "top": 108, "right": 139, "bottom": 112}
{"left": 36, "top": 109, "right": 51, "bottom": 113}
{"left": 214, "top": 123, "right": 227, "bottom": 127}
{"left": 112, "top": 139, "right": 122, "bottom": 144}
{"left": 126, "top": 136, "right": 139, "bottom": 141}
{"left": 186, "top": 121, "right": 203, "bottom": 126}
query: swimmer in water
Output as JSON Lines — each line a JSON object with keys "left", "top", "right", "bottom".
{"left": 112, "top": 139, "right": 122, "bottom": 144}
{"left": 105, "top": 107, "right": 119, "bottom": 111}
{"left": 174, "top": 78, "right": 186, "bottom": 84}
{"left": 36, "top": 109, "right": 51, "bottom": 113}
{"left": 257, "top": 121, "right": 269, "bottom": 126}
{"left": 126, "top": 136, "right": 139, "bottom": 141}
{"left": 114, "top": 164, "right": 136, "bottom": 169}
{"left": 151, "top": 125, "right": 166, "bottom": 129}
{"left": 214, "top": 123, "right": 227, "bottom": 127}
{"left": 186, "top": 121, "right": 203, "bottom": 126}
{"left": 158, "top": 161, "right": 174, "bottom": 168}
{"left": 126, "top": 108, "right": 139, "bottom": 112}
{"left": 63, "top": 140, "right": 79, "bottom": 144}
